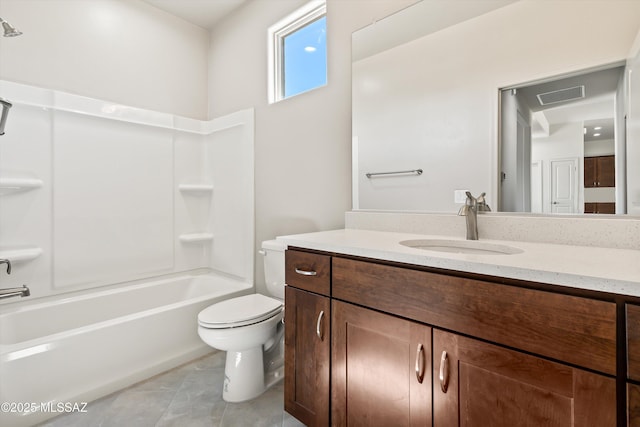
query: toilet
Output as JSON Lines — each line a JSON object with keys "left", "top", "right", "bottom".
{"left": 197, "top": 239, "right": 286, "bottom": 402}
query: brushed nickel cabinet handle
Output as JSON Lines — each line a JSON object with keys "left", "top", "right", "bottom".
{"left": 415, "top": 343, "right": 425, "bottom": 384}
{"left": 316, "top": 310, "right": 325, "bottom": 340}
{"left": 439, "top": 350, "right": 449, "bottom": 393}
{"left": 295, "top": 268, "right": 317, "bottom": 276}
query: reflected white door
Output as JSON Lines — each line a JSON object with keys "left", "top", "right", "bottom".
{"left": 550, "top": 158, "right": 578, "bottom": 213}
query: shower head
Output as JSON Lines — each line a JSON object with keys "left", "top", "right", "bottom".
{"left": 0, "top": 98, "right": 13, "bottom": 136}
{"left": 1, "top": 18, "right": 22, "bottom": 37}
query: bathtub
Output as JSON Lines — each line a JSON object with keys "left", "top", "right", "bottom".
{"left": 0, "top": 272, "right": 252, "bottom": 427}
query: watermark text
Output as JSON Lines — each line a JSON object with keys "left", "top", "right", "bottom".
{"left": 1, "top": 401, "right": 88, "bottom": 414}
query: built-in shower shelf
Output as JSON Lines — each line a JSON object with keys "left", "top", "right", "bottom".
{"left": 0, "top": 178, "right": 44, "bottom": 194}
{"left": 178, "top": 184, "right": 213, "bottom": 194}
{"left": 179, "top": 233, "right": 214, "bottom": 243}
{"left": 0, "top": 247, "right": 43, "bottom": 263}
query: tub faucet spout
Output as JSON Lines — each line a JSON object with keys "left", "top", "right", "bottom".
{"left": 0, "top": 285, "right": 30, "bottom": 300}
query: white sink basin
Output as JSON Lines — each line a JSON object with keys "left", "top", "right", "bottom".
{"left": 400, "top": 239, "right": 523, "bottom": 255}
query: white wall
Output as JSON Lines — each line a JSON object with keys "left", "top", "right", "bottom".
{"left": 585, "top": 140, "right": 615, "bottom": 157}
{"left": 0, "top": 0, "right": 209, "bottom": 119}
{"left": 628, "top": 31, "right": 640, "bottom": 216}
{"left": 500, "top": 89, "right": 532, "bottom": 212}
{"left": 531, "top": 122, "right": 584, "bottom": 213}
{"left": 353, "top": 0, "right": 640, "bottom": 212}
{"left": 207, "top": 0, "right": 418, "bottom": 293}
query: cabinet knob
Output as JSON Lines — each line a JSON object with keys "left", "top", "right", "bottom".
{"left": 316, "top": 310, "right": 325, "bottom": 340}
{"left": 439, "top": 351, "right": 449, "bottom": 393}
{"left": 415, "top": 343, "right": 425, "bottom": 384}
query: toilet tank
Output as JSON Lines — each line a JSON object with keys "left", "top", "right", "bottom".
{"left": 261, "top": 239, "right": 287, "bottom": 300}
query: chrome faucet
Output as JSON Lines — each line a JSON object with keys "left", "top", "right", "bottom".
{"left": 458, "top": 192, "right": 491, "bottom": 240}
{"left": 0, "top": 259, "right": 31, "bottom": 300}
{"left": 476, "top": 192, "right": 491, "bottom": 213}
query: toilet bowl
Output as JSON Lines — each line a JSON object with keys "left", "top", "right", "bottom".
{"left": 197, "top": 239, "right": 286, "bottom": 402}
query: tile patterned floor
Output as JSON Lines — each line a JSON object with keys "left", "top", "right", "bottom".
{"left": 38, "top": 351, "right": 304, "bottom": 427}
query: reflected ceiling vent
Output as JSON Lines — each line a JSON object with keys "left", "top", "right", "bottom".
{"left": 536, "top": 85, "right": 585, "bottom": 106}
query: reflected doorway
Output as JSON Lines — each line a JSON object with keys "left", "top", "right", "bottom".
{"left": 499, "top": 64, "right": 625, "bottom": 214}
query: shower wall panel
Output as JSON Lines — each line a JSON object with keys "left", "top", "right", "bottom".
{"left": 52, "top": 112, "right": 174, "bottom": 289}
{"left": 207, "top": 113, "right": 255, "bottom": 282}
{"left": 0, "top": 102, "right": 52, "bottom": 298}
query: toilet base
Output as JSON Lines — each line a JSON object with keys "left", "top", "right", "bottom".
{"left": 221, "top": 324, "right": 285, "bottom": 403}
{"left": 223, "top": 347, "right": 265, "bottom": 402}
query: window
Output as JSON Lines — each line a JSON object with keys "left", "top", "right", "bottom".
{"left": 268, "top": 1, "right": 327, "bottom": 103}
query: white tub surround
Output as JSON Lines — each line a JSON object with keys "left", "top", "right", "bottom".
{"left": 0, "top": 80, "right": 256, "bottom": 425}
{"left": 0, "top": 273, "right": 252, "bottom": 427}
{"left": 277, "top": 228, "right": 640, "bottom": 297}
{"left": 0, "top": 80, "right": 255, "bottom": 300}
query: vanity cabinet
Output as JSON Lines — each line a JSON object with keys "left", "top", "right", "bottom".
{"left": 627, "top": 305, "right": 640, "bottom": 426}
{"left": 284, "top": 248, "right": 620, "bottom": 426}
{"left": 630, "top": 383, "right": 640, "bottom": 427}
{"left": 433, "top": 329, "right": 616, "bottom": 427}
{"left": 284, "top": 251, "right": 331, "bottom": 427}
{"left": 585, "top": 155, "right": 615, "bottom": 188}
{"left": 331, "top": 300, "right": 431, "bottom": 426}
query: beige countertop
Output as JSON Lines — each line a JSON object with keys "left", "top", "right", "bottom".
{"left": 277, "top": 228, "right": 640, "bottom": 297}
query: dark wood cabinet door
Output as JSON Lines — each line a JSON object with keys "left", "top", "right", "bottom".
{"left": 598, "top": 155, "right": 616, "bottom": 187}
{"left": 628, "top": 304, "right": 640, "bottom": 381}
{"left": 630, "top": 383, "right": 640, "bottom": 427}
{"left": 585, "top": 157, "right": 597, "bottom": 188}
{"left": 433, "top": 329, "right": 616, "bottom": 427}
{"left": 585, "top": 155, "right": 615, "bottom": 188}
{"left": 585, "top": 202, "right": 616, "bottom": 214}
{"left": 332, "top": 300, "right": 432, "bottom": 426}
{"left": 284, "top": 286, "right": 330, "bottom": 426}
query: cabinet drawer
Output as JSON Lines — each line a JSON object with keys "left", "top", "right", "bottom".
{"left": 628, "top": 304, "right": 640, "bottom": 381}
{"left": 285, "top": 250, "right": 331, "bottom": 296}
{"left": 333, "top": 257, "right": 617, "bottom": 375}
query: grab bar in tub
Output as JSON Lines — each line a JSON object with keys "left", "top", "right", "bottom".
{"left": 0, "top": 285, "right": 30, "bottom": 300}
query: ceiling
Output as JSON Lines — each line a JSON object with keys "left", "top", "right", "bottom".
{"left": 141, "top": 0, "right": 248, "bottom": 29}
{"left": 515, "top": 65, "right": 624, "bottom": 142}
{"left": 352, "top": 0, "right": 517, "bottom": 62}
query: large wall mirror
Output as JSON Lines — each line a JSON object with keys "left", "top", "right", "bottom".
{"left": 352, "top": 0, "right": 640, "bottom": 216}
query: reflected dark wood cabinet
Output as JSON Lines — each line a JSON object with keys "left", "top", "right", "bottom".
{"left": 585, "top": 155, "right": 615, "bottom": 188}
{"left": 284, "top": 249, "right": 629, "bottom": 427}
{"left": 585, "top": 202, "right": 616, "bottom": 214}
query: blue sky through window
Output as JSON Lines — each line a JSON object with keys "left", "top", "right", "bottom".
{"left": 283, "top": 16, "right": 327, "bottom": 98}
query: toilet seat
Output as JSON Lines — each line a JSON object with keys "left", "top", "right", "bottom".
{"left": 198, "top": 294, "right": 283, "bottom": 329}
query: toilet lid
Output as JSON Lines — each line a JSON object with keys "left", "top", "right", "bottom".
{"left": 198, "top": 294, "right": 283, "bottom": 329}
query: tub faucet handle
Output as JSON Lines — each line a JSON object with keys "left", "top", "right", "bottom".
{"left": 0, "top": 259, "right": 11, "bottom": 274}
